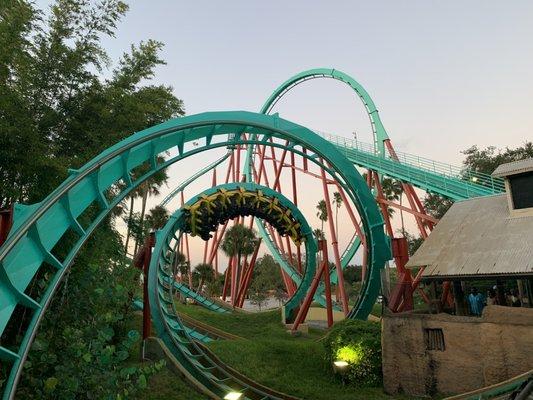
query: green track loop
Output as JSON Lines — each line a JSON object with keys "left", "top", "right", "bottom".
{"left": 245, "top": 68, "right": 503, "bottom": 310}
{"left": 0, "top": 111, "right": 388, "bottom": 399}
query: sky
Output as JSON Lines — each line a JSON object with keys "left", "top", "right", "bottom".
{"left": 37, "top": 1, "right": 533, "bottom": 267}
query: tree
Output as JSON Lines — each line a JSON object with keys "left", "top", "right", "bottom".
{"left": 462, "top": 143, "right": 533, "bottom": 174}
{"left": 173, "top": 251, "right": 189, "bottom": 277}
{"left": 274, "top": 287, "right": 287, "bottom": 306}
{"left": 313, "top": 228, "right": 325, "bottom": 240}
{"left": 146, "top": 204, "right": 169, "bottom": 230}
{"left": 381, "top": 177, "right": 402, "bottom": 219}
{"left": 132, "top": 163, "right": 169, "bottom": 255}
{"left": 221, "top": 224, "right": 258, "bottom": 298}
{"left": 423, "top": 193, "right": 454, "bottom": 219}
{"left": 0, "top": 1, "right": 184, "bottom": 209}
{"left": 332, "top": 192, "right": 343, "bottom": 238}
{"left": 194, "top": 263, "right": 214, "bottom": 292}
{"left": 0, "top": 0, "right": 184, "bottom": 397}
{"left": 251, "top": 254, "right": 284, "bottom": 293}
{"left": 204, "top": 277, "right": 222, "bottom": 298}
{"left": 249, "top": 290, "right": 268, "bottom": 311}
{"left": 423, "top": 142, "right": 533, "bottom": 219}
{"left": 344, "top": 264, "right": 363, "bottom": 284}
{"left": 404, "top": 231, "right": 424, "bottom": 256}
{"left": 124, "top": 163, "right": 168, "bottom": 254}
{"left": 316, "top": 199, "right": 328, "bottom": 233}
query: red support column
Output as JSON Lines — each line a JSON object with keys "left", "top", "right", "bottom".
{"left": 222, "top": 259, "right": 232, "bottom": 301}
{"left": 236, "top": 240, "right": 261, "bottom": 307}
{"left": 0, "top": 207, "right": 13, "bottom": 246}
{"left": 387, "top": 237, "right": 414, "bottom": 312}
{"left": 291, "top": 240, "right": 328, "bottom": 332}
{"left": 320, "top": 161, "right": 349, "bottom": 315}
{"left": 321, "top": 241, "right": 334, "bottom": 328}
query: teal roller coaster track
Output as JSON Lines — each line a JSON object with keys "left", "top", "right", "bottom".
{"left": 0, "top": 69, "right": 504, "bottom": 399}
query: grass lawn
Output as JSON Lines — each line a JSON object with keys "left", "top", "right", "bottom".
{"left": 173, "top": 302, "right": 410, "bottom": 400}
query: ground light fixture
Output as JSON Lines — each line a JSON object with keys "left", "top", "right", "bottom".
{"left": 333, "top": 360, "right": 349, "bottom": 368}
{"left": 333, "top": 360, "right": 350, "bottom": 385}
{"left": 224, "top": 391, "right": 243, "bottom": 400}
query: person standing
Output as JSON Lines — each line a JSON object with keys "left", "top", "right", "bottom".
{"left": 468, "top": 287, "right": 485, "bottom": 316}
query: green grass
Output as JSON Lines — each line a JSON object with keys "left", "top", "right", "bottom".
{"left": 174, "top": 303, "right": 409, "bottom": 400}
{"left": 126, "top": 304, "right": 411, "bottom": 399}
{"left": 173, "top": 302, "right": 323, "bottom": 340}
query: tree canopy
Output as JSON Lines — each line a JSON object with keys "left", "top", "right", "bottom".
{"left": 0, "top": 0, "right": 184, "bottom": 397}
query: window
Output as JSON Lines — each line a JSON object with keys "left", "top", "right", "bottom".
{"left": 509, "top": 172, "right": 533, "bottom": 210}
{"left": 424, "top": 328, "right": 445, "bottom": 351}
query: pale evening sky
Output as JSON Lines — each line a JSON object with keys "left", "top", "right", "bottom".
{"left": 36, "top": 1, "right": 533, "bottom": 267}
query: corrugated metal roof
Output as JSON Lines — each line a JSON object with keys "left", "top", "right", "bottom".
{"left": 406, "top": 194, "right": 533, "bottom": 278}
{"left": 492, "top": 157, "right": 533, "bottom": 177}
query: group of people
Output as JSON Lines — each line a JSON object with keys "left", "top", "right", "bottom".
{"left": 468, "top": 287, "right": 522, "bottom": 316}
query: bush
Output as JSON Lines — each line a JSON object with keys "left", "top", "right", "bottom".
{"left": 322, "top": 319, "right": 382, "bottom": 387}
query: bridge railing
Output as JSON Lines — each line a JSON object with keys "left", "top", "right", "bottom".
{"left": 316, "top": 131, "right": 505, "bottom": 194}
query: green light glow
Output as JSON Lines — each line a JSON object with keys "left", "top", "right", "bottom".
{"left": 336, "top": 344, "right": 364, "bottom": 365}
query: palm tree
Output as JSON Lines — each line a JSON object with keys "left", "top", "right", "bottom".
{"left": 146, "top": 205, "right": 169, "bottom": 230}
{"left": 221, "top": 224, "right": 258, "bottom": 301}
{"left": 132, "top": 160, "right": 169, "bottom": 255}
{"left": 173, "top": 251, "right": 190, "bottom": 281}
{"left": 381, "top": 177, "right": 403, "bottom": 227}
{"left": 313, "top": 228, "right": 325, "bottom": 240}
{"left": 332, "top": 192, "right": 343, "bottom": 238}
{"left": 316, "top": 200, "right": 328, "bottom": 233}
{"left": 194, "top": 263, "right": 214, "bottom": 292}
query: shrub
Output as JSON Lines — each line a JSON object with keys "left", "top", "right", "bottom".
{"left": 322, "top": 319, "right": 382, "bottom": 387}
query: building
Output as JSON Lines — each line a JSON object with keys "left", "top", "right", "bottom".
{"left": 406, "top": 157, "right": 533, "bottom": 308}
{"left": 382, "top": 158, "right": 533, "bottom": 397}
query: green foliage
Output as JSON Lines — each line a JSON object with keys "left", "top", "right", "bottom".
{"left": 251, "top": 254, "right": 284, "bottom": 292}
{"left": 249, "top": 290, "right": 268, "bottom": 311}
{"left": 316, "top": 199, "right": 328, "bottom": 232}
{"left": 146, "top": 205, "right": 170, "bottom": 230}
{"left": 0, "top": 0, "right": 183, "bottom": 208}
{"left": 193, "top": 262, "right": 214, "bottom": 292}
{"left": 462, "top": 142, "right": 533, "bottom": 174}
{"left": 323, "top": 319, "right": 382, "bottom": 387}
{"left": 196, "top": 305, "right": 399, "bottom": 400}
{"left": 313, "top": 228, "right": 325, "bottom": 240}
{"left": 14, "top": 221, "right": 162, "bottom": 398}
{"left": 403, "top": 231, "right": 424, "bottom": 256}
{"left": 423, "top": 142, "right": 533, "bottom": 221}
{"left": 423, "top": 193, "right": 454, "bottom": 219}
{"left": 0, "top": 0, "right": 184, "bottom": 397}
{"left": 221, "top": 224, "right": 258, "bottom": 259}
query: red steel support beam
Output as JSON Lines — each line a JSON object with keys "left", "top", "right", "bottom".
{"left": 320, "top": 160, "right": 349, "bottom": 315}
{"left": 321, "top": 241, "right": 334, "bottom": 328}
{"left": 0, "top": 207, "right": 13, "bottom": 247}
{"left": 376, "top": 197, "right": 438, "bottom": 224}
{"left": 291, "top": 239, "right": 328, "bottom": 332}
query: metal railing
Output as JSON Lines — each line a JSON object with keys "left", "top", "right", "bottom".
{"left": 316, "top": 130, "right": 505, "bottom": 196}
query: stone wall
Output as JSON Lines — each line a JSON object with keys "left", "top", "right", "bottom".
{"left": 382, "top": 306, "right": 533, "bottom": 397}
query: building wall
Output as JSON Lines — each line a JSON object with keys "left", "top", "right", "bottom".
{"left": 382, "top": 306, "right": 533, "bottom": 397}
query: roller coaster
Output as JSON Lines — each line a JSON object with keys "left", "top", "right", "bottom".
{"left": 0, "top": 68, "right": 507, "bottom": 399}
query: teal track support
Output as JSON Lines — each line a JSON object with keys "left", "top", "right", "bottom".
{"left": 172, "top": 281, "right": 230, "bottom": 313}
{"left": 0, "top": 111, "right": 387, "bottom": 399}
{"left": 132, "top": 300, "right": 213, "bottom": 343}
{"left": 146, "top": 182, "right": 320, "bottom": 399}
{"left": 244, "top": 68, "right": 504, "bottom": 305}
